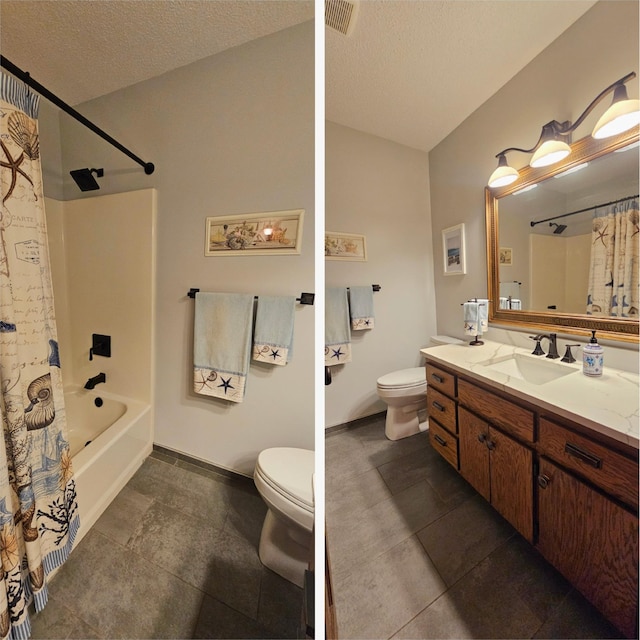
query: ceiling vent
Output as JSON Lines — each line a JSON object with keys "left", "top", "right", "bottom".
{"left": 325, "top": 0, "right": 358, "bottom": 36}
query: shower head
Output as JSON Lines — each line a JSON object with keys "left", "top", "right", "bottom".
{"left": 70, "top": 168, "right": 103, "bottom": 191}
{"left": 549, "top": 222, "right": 567, "bottom": 234}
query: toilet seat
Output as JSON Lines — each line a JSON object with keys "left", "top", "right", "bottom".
{"left": 255, "top": 448, "right": 314, "bottom": 513}
{"left": 377, "top": 367, "right": 426, "bottom": 390}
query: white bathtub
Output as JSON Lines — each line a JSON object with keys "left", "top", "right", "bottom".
{"left": 63, "top": 387, "right": 153, "bottom": 546}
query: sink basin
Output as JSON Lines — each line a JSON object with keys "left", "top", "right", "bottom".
{"left": 480, "top": 353, "right": 576, "bottom": 385}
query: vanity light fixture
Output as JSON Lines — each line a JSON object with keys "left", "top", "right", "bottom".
{"left": 487, "top": 71, "right": 640, "bottom": 188}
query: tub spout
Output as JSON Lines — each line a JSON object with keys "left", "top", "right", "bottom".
{"left": 84, "top": 372, "right": 106, "bottom": 390}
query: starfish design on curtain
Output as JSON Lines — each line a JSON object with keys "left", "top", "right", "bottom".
{"left": 218, "top": 377, "right": 234, "bottom": 394}
{"left": 593, "top": 224, "right": 609, "bottom": 248}
{"left": 0, "top": 140, "right": 34, "bottom": 203}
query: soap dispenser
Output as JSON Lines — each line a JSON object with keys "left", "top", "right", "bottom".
{"left": 583, "top": 330, "right": 604, "bottom": 377}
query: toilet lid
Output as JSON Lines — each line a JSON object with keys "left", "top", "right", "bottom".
{"left": 256, "top": 448, "right": 315, "bottom": 509}
{"left": 377, "top": 367, "right": 426, "bottom": 389}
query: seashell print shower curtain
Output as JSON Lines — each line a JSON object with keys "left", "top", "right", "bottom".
{"left": 0, "top": 73, "right": 79, "bottom": 639}
{"left": 587, "top": 199, "right": 639, "bottom": 318}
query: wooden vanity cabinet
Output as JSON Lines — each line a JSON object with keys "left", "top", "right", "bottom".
{"left": 537, "top": 457, "right": 638, "bottom": 639}
{"left": 425, "top": 363, "right": 459, "bottom": 469}
{"left": 458, "top": 407, "right": 534, "bottom": 542}
{"left": 424, "top": 356, "right": 639, "bottom": 637}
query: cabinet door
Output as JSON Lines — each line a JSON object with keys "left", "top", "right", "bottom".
{"left": 458, "top": 407, "right": 490, "bottom": 501}
{"left": 488, "top": 427, "right": 533, "bottom": 542}
{"left": 537, "top": 458, "right": 639, "bottom": 639}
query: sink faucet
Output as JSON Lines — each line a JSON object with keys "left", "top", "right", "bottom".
{"left": 541, "top": 333, "right": 559, "bottom": 359}
{"left": 529, "top": 333, "right": 559, "bottom": 359}
{"left": 84, "top": 372, "right": 106, "bottom": 389}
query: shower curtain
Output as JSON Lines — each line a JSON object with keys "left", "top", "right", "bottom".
{"left": 0, "top": 73, "right": 79, "bottom": 638}
{"left": 586, "top": 198, "right": 639, "bottom": 317}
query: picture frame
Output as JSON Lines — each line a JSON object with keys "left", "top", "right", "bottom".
{"left": 325, "top": 232, "right": 367, "bottom": 261}
{"left": 442, "top": 223, "right": 466, "bottom": 275}
{"left": 499, "top": 247, "right": 513, "bottom": 266}
{"left": 205, "top": 209, "right": 304, "bottom": 256}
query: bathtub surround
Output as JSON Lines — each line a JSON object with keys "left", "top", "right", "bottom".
{"left": 0, "top": 73, "right": 79, "bottom": 637}
{"left": 44, "top": 189, "right": 156, "bottom": 543}
{"left": 49, "top": 22, "right": 315, "bottom": 476}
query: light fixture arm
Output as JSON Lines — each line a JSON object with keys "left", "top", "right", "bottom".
{"left": 563, "top": 71, "right": 636, "bottom": 135}
{"left": 494, "top": 71, "right": 636, "bottom": 160}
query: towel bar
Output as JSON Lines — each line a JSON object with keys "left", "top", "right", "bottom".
{"left": 187, "top": 288, "right": 315, "bottom": 305}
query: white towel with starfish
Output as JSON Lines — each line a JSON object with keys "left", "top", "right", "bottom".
{"left": 193, "top": 292, "right": 254, "bottom": 402}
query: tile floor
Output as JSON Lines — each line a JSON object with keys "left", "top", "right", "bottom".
{"left": 326, "top": 414, "right": 623, "bottom": 640}
{"left": 30, "top": 448, "right": 304, "bottom": 639}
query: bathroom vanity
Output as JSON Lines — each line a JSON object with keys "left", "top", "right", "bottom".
{"left": 421, "top": 340, "right": 639, "bottom": 638}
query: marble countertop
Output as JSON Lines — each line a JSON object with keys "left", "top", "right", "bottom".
{"left": 421, "top": 340, "right": 639, "bottom": 450}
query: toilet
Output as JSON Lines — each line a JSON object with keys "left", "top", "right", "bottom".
{"left": 254, "top": 447, "right": 314, "bottom": 587}
{"left": 376, "top": 335, "right": 463, "bottom": 440}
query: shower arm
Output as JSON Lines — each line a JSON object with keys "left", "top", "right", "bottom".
{"left": 0, "top": 55, "right": 155, "bottom": 175}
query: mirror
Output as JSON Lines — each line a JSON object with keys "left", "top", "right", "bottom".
{"left": 486, "top": 127, "right": 639, "bottom": 342}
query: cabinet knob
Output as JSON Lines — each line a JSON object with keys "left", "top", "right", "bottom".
{"left": 432, "top": 401, "right": 445, "bottom": 412}
{"left": 486, "top": 439, "right": 496, "bottom": 451}
{"left": 431, "top": 373, "right": 444, "bottom": 384}
{"left": 477, "top": 433, "right": 486, "bottom": 443}
{"left": 537, "top": 475, "right": 550, "bottom": 489}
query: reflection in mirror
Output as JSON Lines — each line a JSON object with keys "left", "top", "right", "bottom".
{"left": 486, "top": 129, "right": 639, "bottom": 342}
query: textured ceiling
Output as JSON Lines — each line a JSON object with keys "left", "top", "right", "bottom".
{"left": 0, "top": 0, "right": 314, "bottom": 105}
{"left": 326, "top": 0, "right": 598, "bottom": 152}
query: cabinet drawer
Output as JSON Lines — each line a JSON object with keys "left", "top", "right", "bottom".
{"left": 425, "top": 363, "right": 456, "bottom": 398}
{"left": 427, "top": 387, "right": 457, "bottom": 434}
{"left": 458, "top": 378, "right": 534, "bottom": 443}
{"left": 539, "top": 418, "right": 639, "bottom": 509}
{"left": 429, "top": 420, "right": 458, "bottom": 469}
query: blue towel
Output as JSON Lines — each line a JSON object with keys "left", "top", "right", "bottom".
{"left": 325, "top": 288, "right": 352, "bottom": 366}
{"left": 193, "top": 292, "right": 254, "bottom": 402}
{"left": 463, "top": 302, "right": 481, "bottom": 336}
{"left": 349, "top": 286, "right": 375, "bottom": 330}
{"left": 253, "top": 295, "right": 296, "bottom": 366}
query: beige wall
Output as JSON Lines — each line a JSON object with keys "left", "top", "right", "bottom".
{"left": 45, "top": 190, "right": 156, "bottom": 403}
{"left": 52, "top": 22, "right": 315, "bottom": 475}
{"left": 325, "top": 122, "right": 437, "bottom": 428}
{"left": 428, "top": 1, "right": 639, "bottom": 343}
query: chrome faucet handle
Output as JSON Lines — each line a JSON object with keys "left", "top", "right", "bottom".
{"left": 561, "top": 344, "right": 581, "bottom": 363}
{"left": 529, "top": 335, "right": 545, "bottom": 356}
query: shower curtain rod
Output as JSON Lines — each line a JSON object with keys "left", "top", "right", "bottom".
{"left": 530, "top": 193, "right": 638, "bottom": 227}
{"left": 0, "top": 55, "right": 155, "bottom": 175}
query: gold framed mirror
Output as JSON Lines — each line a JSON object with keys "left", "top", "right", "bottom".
{"left": 486, "top": 127, "right": 639, "bottom": 342}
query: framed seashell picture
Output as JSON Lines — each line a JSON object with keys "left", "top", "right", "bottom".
{"left": 205, "top": 210, "right": 304, "bottom": 256}
{"left": 325, "top": 232, "right": 367, "bottom": 261}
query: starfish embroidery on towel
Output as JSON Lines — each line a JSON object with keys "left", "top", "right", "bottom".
{"left": 269, "top": 349, "right": 281, "bottom": 361}
{"left": 218, "top": 377, "right": 234, "bottom": 394}
{"left": 364, "top": 319, "right": 371, "bottom": 326}
{"left": 331, "top": 347, "right": 344, "bottom": 360}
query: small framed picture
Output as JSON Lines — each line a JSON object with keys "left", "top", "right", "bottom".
{"left": 499, "top": 247, "right": 513, "bottom": 266}
{"left": 442, "top": 223, "right": 466, "bottom": 275}
{"left": 325, "top": 232, "right": 367, "bottom": 261}
{"left": 205, "top": 210, "right": 304, "bottom": 256}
